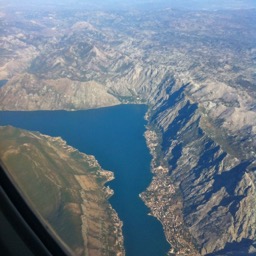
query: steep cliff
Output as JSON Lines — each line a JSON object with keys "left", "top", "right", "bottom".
{"left": 142, "top": 77, "right": 256, "bottom": 255}
{"left": 0, "top": 4, "right": 256, "bottom": 255}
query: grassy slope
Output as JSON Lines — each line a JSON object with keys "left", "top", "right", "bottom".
{"left": 0, "top": 126, "right": 123, "bottom": 256}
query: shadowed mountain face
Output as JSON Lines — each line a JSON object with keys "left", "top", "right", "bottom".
{"left": 143, "top": 78, "right": 256, "bottom": 255}
{"left": 0, "top": 2, "right": 256, "bottom": 255}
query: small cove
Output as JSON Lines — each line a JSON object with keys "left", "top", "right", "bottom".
{"left": 0, "top": 104, "right": 170, "bottom": 256}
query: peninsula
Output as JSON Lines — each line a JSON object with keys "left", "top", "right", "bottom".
{"left": 0, "top": 126, "right": 124, "bottom": 256}
{"left": 0, "top": 1, "right": 256, "bottom": 255}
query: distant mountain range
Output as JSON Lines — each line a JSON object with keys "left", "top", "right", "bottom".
{"left": 0, "top": 3, "right": 255, "bottom": 255}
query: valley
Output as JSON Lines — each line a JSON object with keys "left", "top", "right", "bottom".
{"left": 0, "top": 1, "right": 256, "bottom": 255}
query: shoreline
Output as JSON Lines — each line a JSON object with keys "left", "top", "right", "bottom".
{"left": 141, "top": 110, "right": 200, "bottom": 255}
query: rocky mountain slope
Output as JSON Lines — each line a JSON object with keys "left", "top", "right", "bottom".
{"left": 0, "top": 73, "right": 119, "bottom": 110}
{"left": 142, "top": 77, "right": 256, "bottom": 255}
{"left": 0, "top": 126, "right": 124, "bottom": 256}
{"left": 0, "top": 2, "right": 256, "bottom": 255}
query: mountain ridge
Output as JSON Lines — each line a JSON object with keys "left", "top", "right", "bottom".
{"left": 0, "top": 5, "right": 255, "bottom": 255}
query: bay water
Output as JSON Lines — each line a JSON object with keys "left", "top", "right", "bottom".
{"left": 0, "top": 104, "right": 170, "bottom": 256}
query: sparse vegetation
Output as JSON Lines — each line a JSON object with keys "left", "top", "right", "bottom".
{"left": 0, "top": 126, "right": 124, "bottom": 256}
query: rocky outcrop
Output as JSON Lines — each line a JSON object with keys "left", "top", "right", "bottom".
{"left": 143, "top": 77, "right": 256, "bottom": 255}
{"left": 0, "top": 5, "right": 256, "bottom": 255}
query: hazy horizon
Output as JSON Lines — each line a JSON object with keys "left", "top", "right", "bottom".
{"left": 1, "top": 0, "right": 256, "bottom": 11}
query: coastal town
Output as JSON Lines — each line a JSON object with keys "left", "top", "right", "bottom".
{"left": 141, "top": 127, "right": 200, "bottom": 255}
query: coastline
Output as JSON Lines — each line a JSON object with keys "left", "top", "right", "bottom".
{"left": 51, "top": 135, "right": 126, "bottom": 256}
{"left": 141, "top": 111, "right": 200, "bottom": 255}
{"left": 0, "top": 127, "right": 125, "bottom": 256}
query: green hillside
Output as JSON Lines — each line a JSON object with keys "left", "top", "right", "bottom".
{"left": 0, "top": 126, "right": 124, "bottom": 256}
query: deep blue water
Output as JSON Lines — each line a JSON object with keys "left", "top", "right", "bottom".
{"left": 0, "top": 104, "right": 170, "bottom": 256}
{"left": 0, "top": 79, "right": 8, "bottom": 88}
